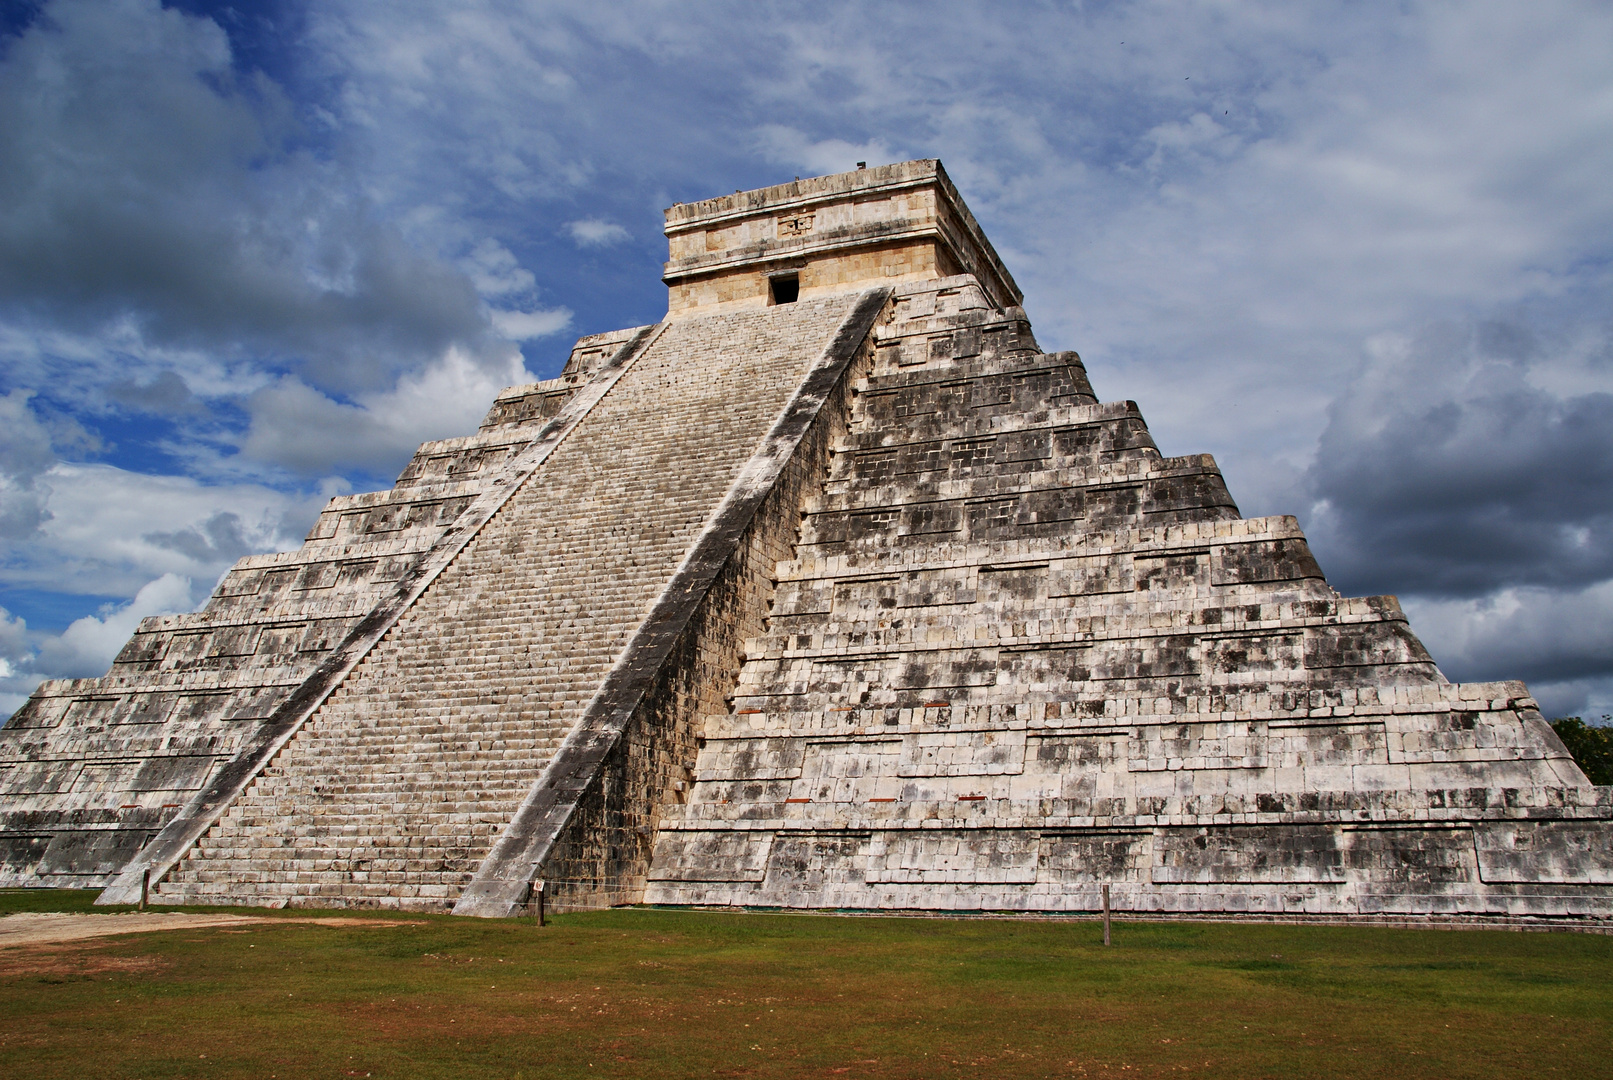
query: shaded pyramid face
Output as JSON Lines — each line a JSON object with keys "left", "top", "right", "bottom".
{"left": 1, "top": 160, "right": 1609, "bottom": 917}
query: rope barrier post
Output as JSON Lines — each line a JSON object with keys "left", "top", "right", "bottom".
{"left": 139, "top": 867, "right": 150, "bottom": 912}
{"left": 535, "top": 880, "right": 545, "bottom": 927}
{"left": 1102, "top": 883, "right": 1111, "bottom": 946}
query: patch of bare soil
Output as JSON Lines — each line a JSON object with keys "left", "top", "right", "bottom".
{"left": 0, "top": 912, "right": 424, "bottom": 948}
{"left": 287, "top": 917, "right": 423, "bottom": 929}
{"left": 0, "top": 941, "right": 168, "bottom": 980}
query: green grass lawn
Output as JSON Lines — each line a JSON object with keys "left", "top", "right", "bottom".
{"left": 0, "top": 890, "right": 1609, "bottom": 1079}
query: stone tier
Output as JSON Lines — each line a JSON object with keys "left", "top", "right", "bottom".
{"left": 644, "top": 275, "right": 1613, "bottom": 916}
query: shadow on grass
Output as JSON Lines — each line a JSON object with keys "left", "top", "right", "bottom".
{"left": 0, "top": 888, "right": 109, "bottom": 916}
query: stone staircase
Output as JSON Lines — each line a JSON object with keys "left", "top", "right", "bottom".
{"left": 169, "top": 706, "right": 576, "bottom": 905}
{"left": 0, "top": 325, "right": 649, "bottom": 889}
{"left": 157, "top": 294, "right": 869, "bottom": 909}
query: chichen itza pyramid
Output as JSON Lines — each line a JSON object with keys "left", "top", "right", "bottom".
{"left": 2, "top": 161, "right": 1609, "bottom": 918}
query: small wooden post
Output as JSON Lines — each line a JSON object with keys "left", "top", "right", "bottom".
{"left": 139, "top": 867, "right": 150, "bottom": 912}
{"left": 1101, "top": 883, "right": 1111, "bottom": 946}
{"left": 535, "top": 880, "right": 546, "bottom": 927}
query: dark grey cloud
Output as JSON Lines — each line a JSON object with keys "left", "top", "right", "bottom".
{"left": 1409, "top": 584, "right": 1613, "bottom": 683}
{"left": 0, "top": 0, "right": 495, "bottom": 394}
{"left": 0, "top": 388, "right": 53, "bottom": 480}
{"left": 237, "top": 346, "right": 528, "bottom": 477}
{"left": 143, "top": 510, "right": 254, "bottom": 564}
{"left": 1529, "top": 678, "right": 1613, "bottom": 722}
{"left": 107, "top": 370, "right": 197, "bottom": 414}
{"left": 0, "top": 388, "right": 55, "bottom": 538}
{"left": 1304, "top": 318, "right": 1613, "bottom": 599}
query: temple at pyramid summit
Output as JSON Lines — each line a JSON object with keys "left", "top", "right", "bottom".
{"left": 3, "top": 160, "right": 1610, "bottom": 918}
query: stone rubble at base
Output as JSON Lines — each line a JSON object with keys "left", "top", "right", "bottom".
{"left": 1, "top": 160, "right": 1609, "bottom": 918}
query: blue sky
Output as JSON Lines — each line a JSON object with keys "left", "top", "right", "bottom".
{"left": 1, "top": 0, "right": 1611, "bottom": 719}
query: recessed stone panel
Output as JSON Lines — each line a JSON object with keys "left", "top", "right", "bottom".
{"left": 1474, "top": 822, "right": 1613, "bottom": 885}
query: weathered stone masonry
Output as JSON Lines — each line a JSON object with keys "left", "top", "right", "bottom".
{"left": 456, "top": 291, "right": 886, "bottom": 916}
{"left": 645, "top": 272, "right": 1613, "bottom": 916}
{"left": 2, "top": 159, "right": 1609, "bottom": 917}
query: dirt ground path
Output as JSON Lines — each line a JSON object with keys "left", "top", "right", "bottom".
{"left": 0, "top": 911, "right": 420, "bottom": 947}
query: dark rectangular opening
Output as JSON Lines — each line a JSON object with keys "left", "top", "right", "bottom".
{"left": 770, "top": 274, "right": 800, "bottom": 304}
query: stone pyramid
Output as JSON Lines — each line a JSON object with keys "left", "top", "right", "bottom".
{"left": 2, "top": 161, "right": 1609, "bottom": 918}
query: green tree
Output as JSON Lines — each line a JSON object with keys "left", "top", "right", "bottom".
{"left": 1550, "top": 716, "right": 1613, "bottom": 785}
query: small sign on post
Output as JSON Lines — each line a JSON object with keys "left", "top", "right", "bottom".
{"left": 1101, "top": 882, "right": 1111, "bottom": 946}
{"left": 534, "top": 880, "right": 546, "bottom": 927}
{"left": 139, "top": 867, "right": 150, "bottom": 912}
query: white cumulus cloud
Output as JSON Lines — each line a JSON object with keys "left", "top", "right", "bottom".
{"left": 490, "top": 308, "right": 574, "bottom": 341}
{"left": 34, "top": 572, "right": 194, "bottom": 679}
{"left": 240, "top": 345, "right": 536, "bottom": 475}
{"left": 755, "top": 125, "right": 897, "bottom": 176}
{"left": 565, "top": 219, "right": 631, "bottom": 247}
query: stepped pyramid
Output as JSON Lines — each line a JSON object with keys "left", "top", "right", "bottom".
{"left": 2, "top": 161, "right": 1609, "bottom": 918}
